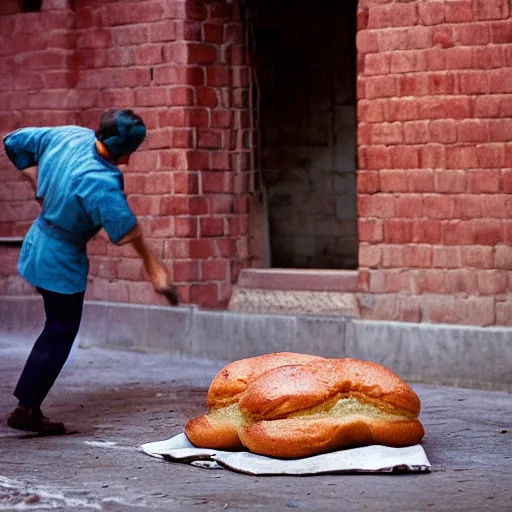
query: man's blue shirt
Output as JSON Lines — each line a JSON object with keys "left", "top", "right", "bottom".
{"left": 3, "top": 126, "right": 137, "bottom": 294}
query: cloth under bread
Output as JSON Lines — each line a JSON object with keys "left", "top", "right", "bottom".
{"left": 140, "top": 433, "right": 431, "bottom": 475}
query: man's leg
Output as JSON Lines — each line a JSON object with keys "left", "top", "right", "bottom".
{"left": 8, "top": 287, "right": 85, "bottom": 434}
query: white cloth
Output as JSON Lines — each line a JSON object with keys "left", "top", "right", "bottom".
{"left": 140, "top": 433, "right": 431, "bottom": 475}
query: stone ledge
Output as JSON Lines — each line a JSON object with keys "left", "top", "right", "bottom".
{"left": 1, "top": 296, "right": 511, "bottom": 391}
{"left": 237, "top": 269, "right": 359, "bottom": 292}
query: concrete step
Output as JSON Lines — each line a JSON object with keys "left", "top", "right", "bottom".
{"left": 229, "top": 269, "right": 360, "bottom": 317}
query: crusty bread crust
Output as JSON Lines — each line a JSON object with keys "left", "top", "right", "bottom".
{"left": 206, "top": 352, "right": 324, "bottom": 410}
{"left": 238, "top": 358, "right": 421, "bottom": 421}
{"left": 239, "top": 417, "right": 425, "bottom": 459}
{"left": 185, "top": 354, "right": 424, "bottom": 458}
{"left": 186, "top": 352, "right": 324, "bottom": 449}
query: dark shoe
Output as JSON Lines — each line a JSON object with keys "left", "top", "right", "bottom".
{"left": 7, "top": 406, "right": 66, "bottom": 435}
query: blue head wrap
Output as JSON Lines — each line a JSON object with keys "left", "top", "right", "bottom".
{"left": 101, "top": 110, "right": 146, "bottom": 161}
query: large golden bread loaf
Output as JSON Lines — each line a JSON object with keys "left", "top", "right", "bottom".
{"left": 185, "top": 353, "right": 424, "bottom": 458}
{"left": 185, "top": 352, "right": 324, "bottom": 450}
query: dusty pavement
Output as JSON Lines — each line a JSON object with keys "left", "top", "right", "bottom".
{"left": 0, "top": 335, "right": 511, "bottom": 512}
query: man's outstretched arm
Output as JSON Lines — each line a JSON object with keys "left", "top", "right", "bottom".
{"left": 117, "top": 223, "right": 180, "bottom": 305}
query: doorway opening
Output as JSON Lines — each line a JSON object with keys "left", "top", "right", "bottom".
{"left": 248, "top": 0, "right": 359, "bottom": 270}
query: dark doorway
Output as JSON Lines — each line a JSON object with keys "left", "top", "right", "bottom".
{"left": 250, "top": 0, "right": 359, "bottom": 270}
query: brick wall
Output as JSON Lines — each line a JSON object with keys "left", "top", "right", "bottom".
{"left": 0, "top": 0, "right": 252, "bottom": 309}
{"left": 254, "top": 0, "right": 359, "bottom": 270}
{"left": 357, "top": 0, "right": 512, "bottom": 326}
{"left": 0, "top": 0, "right": 77, "bottom": 295}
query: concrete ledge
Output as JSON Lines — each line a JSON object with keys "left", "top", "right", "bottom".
{"left": 237, "top": 269, "right": 359, "bottom": 292}
{"left": 1, "top": 296, "right": 511, "bottom": 391}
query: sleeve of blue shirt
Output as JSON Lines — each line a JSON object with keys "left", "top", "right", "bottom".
{"left": 2, "top": 127, "right": 51, "bottom": 170}
{"left": 79, "top": 176, "right": 138, "bottom": 244}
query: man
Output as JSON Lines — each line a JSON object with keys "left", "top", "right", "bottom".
{"left": 3, "top": 109, "right": 178, "bottom": 435}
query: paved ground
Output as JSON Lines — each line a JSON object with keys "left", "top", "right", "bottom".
{"left": 0, "top": 335, "right": 511, "bottom": 511}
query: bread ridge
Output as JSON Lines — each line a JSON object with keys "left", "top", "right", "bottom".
{"left": 238, "top": 358, "right": 421, "bottom": 421}
{"left": 206, "top": 352, "right": 324, "bottom": 410}
{"left": 239, "top": 416, "right": 425, "bottom": 459}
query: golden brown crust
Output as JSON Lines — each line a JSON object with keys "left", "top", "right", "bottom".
{"left": 239, "top": 417, "right": 425, "bottom": 459}
{"left": 206, "top": 352, "right": 324, "bottom": 410}
{"left": 238, "top": 359, "right": 421, "bottom": 421}
{"left": 185, "top": 412, "right": 244, "bottom": 451}
{"left": 186, "top": 354, "right": 424, "bottom": 458}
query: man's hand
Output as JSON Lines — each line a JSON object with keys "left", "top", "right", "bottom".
{"left": 120, "top": 224, "right": 180, "bottom": 306}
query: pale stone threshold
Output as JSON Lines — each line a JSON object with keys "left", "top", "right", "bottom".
{"left": 229, "top": 268, "right": 359, "bottom": 316}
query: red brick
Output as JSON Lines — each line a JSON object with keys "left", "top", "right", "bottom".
{"left": 364, "top": 53, "right": 390, "bottom": 75}
{"left": 357, "top": 171, "right": 380, "bottom": 194}
{"left": 390, "top": 51, "right": 416, "bottom": 73}
{"left": 429, "top": 119, "right": 457, "bottom": 144}
{"left": 473, "top": 0, "right": 509, "bottom": 21}
{"left": 468, "top": 169, "right": 501, "bottom": 193}
{"left": 358, "top": 219, "right": 384, "bottom": 243}
{"left": 418, "top": 96, "right": 472, "bottom": 120}
{"left": 445, "top": 1, "right": 474, "bottom": 22}
{"left": 432, "top": 246, "right": 462, "bottom": 268}
{"left": 462, "top": 245, "right": 494, "bottom": 269}
{"left": 419, "top": 2, "right": 445, "bottom": 25}
{"left": 173, "top": 260, "right": 200, "bottom": 282}
{"left": 154, "top": 66, "right": 204, "bottom": 86}
{"left": 188, "top": 43, "right": 217, "bottom": 65}
{"left": 495, "top": 244, "right": 512, "bottom": 269}
{"left": 356, "top": 31, "right": 379, "bottom": 53}
{"left": 378, "top": 28, "right": 409, "bottom": 52}
{"left": 481, "top": 194, "right": 512, "bottom": 218}
{"left": 477, "top": 270, "right": 509, "bottom": 295}
{"left": 501, "top": 169, "right": 512, "bottom": 193}
{"left": 391, "top": 146, "right": 420, "bottom": 168}
{"left": 202, "top": 260, "right": 228, "bottom": 281}
{"left": 489, "top": 68, "right": 512, "bottom": 93}
{"left": 379, "top": 170, "right": 408, "bottom": 193}
{"left": 424, "top": 195, "right": 454, "bottom": 219}
{"left": 190, "top": 283, "right": 219, "bottom": 309}
{"left": 359, "top": 293, "right": 400, "bottom": 321}
{"left": 199, "top": 217, "right": 224, "bottom": 237}
{"left": 475, "top": 95, "right": 502, "bottom": 118}
{"left": 489, "top": 119, "right": 512, "bottom": 142}
{"left": 186, "top": 150, "right": 210, "bottom": 170}
{"left": 505, "top": 221, "right": 512, "bottom": 244}
{"left": 419, "top": 144, "right": 446, "bottom": 168}
{"left": 403, "top": 122, "right": 429, "bottom": 144}
{"left": 474, "top": 46, "right": 507, "bottom": 70}
{"left": 454, "top": 23, "right": 491, "bottom": 45}
{"left": 496, "top": 300, "right": 512, "bottom": 326}
{"left": 384, "top": 270, "right": 410, "bottom": 293}
{"left": 435, "top": 170, "right": 467, "bottom": 193}
{"left": 405, "top": 245, "right": 433, "bottom": 268}
{"left": 433, "top": 27, "right": 455, "bottom": 48}
{"left": 362, "top": 146, "right": 392, "bottom": 169}
{"left": 358, "top": 194, "right": 395, "bottom": 218}
{"left": 383, "top": 219, "right": 414, "bottom": 243}
{"left": 412, "top": 269, "right": 478, "bottom": 295}
{"left": 381, "top": 245, "right": 405, "bottom": 268}
{"left": 197, "top": 130, "right": 222, "bottom": 149}
{"left": 444, "top": 47, "right": 474, "bottom": 70}
{"left": 396, "top": 194, "right": 424, "bottom": 218}
{"left": 365, "top": 76, "right": 397, "bottom": 99}
{"left": 491, "top": 20, "right": 512, "bottom": 43}
{"left": 144, "top": 172, "right": 172, "bottom": 194}
{"left": 371, "top": 123, "right": 403, "bottom": 145}
{"left": 458, "top": 71, "right": 491, "bottom": 94}
{"left": 368, "top": 5, "right": 392, "bottom": 29}
{"left": 398, "top": 74, "right": 429, "bottom": 96}
{"left": 216, "top": 238, "right": 238, "bottom": 258}
{"left": 189, "top": 239, "right": 215, "bottom": 259}
{"left": 457, "top": 120, "right": 489, "bottom": 143}
{"left": 445, "top": 146, "right": 478, "bottom": 169}
{"left": 472, "top": 219, "right": 504, "bottom": 245}
{"left": 428, "top": 72, "right": 455, "bottom": 95}
{"left": 421, "top": 296, "right": 495, "bottom": 326}
{"left": 453, "top": 194, "right": 483, "bottom": 218}
{"left": 175, "top": 218, "right": 197, "bottom": 238}
{"left": 441, "top": 220, "right": 474, "bottom": 245}
{"left": 359, "top": 244, "right": 381, "bottom": 268}
{"left": 408, "top": 169, "right": 435, "bottom": 192}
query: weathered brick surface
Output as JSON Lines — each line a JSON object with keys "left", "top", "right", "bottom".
{"left": 0, "top": 0, "right": 511, "bottom": 323}
{"left": 357, "top": 0, "right": 512, "bottom": 326}
{"left": 0, "top": 0, "right": 251, "bottom": 309}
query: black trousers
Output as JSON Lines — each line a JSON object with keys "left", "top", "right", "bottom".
{"left": 14, "top": 287, "right": 85, "bottom": 409}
